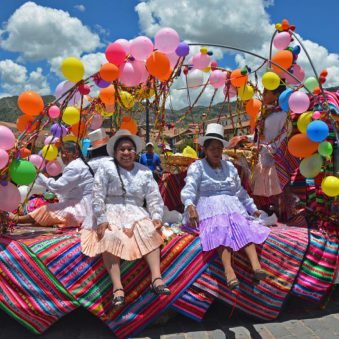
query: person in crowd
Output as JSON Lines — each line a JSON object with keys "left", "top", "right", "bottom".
{"left": 9, "top": 142, "right": 94, "bottom": 228}
{"left": 181, "top": 123, "right": 270, "bottom": 290}
{"left": 81, "top": 130, "right": 170, "bottom": 308}
{"left": 139, "top": 142, "right": 163, "bottom": 181}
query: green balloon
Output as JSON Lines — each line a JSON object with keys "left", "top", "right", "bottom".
{"left": 318, "top": 141, "right": 333, "bottom": 157}
{"left": 9, "top": 160, "right": 37, "bottom": 185}
{"left": 300, "top": 153, "right": 323, "bottom": 178}
{"left": 304, "top": 77, "right": 319, "bottom": 92}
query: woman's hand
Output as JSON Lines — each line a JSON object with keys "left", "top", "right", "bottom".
{"left": 152, "top": 219, "right": 162, "bottom": 229}
{"left": 253, "top": 210, "right": 262, "bottom": 218}
{"left": 187, "top": 205, "right": 199, "bottom": 228}
{"left": 96, "top": 222, "right": 110, "bottom": 241}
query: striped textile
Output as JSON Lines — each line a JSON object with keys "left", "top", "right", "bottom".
{"left": 292, "top": 229, "right": 339, "bottom": 302}
{"left": 0, "top": 236, "right": 78, "bottom": 334}
{"left": 194, "top": 226, "right": 309, "bottom": 320}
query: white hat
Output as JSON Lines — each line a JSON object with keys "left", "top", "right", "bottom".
{"left": 146, "top": 142, "right": 154, "bottom": 147}
{"left": 106, "top": 130, "right": 144, "bottom": 157}
{"left": 87, "top": 128, "right": 109, "bottom": 150}
{"left": 198, "top": 123, "right": 229, "bottom": 147}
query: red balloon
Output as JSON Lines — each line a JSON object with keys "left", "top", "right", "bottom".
{"left": 105, "top": 43, "right": 126, "bottom": 66}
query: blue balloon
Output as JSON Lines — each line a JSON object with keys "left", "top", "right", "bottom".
{"left": 306, "top": 120, "right": 329, "bottom": 142}
{"left": 293, "top": 45, "right": 301, "bottom": 55}
{"left": 175, "top": 42, "right": 190, "bottom": 57}
{"left": 278, "top": 88, "right": 294, "bottom": 112}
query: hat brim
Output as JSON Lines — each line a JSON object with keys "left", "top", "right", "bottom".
{"left": 198, "top": 136, "right": 229, "bottom": 147}
{"left": 106, "top": 130, "right": 144, "bottom": 157}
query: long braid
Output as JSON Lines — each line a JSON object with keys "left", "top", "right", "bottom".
{"left": 113, "top": 158, "right": 127, "bottom": 196}
{"left": 78, "top": 146, "right": 95, "bottom": 177}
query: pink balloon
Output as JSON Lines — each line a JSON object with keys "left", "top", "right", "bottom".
{"left": 55, "top": 81, "right": 81, "bottom": 105}
{"left": 273, "top": 32, "right": 291, "bottom": 50}
{"left": 44, "top": 136, "right": 59, "bottom": 145}
{"left": 90, "top": 114, "right": 103, "bottom": 130}
{"left": 288, "top": 91, "right": 310, "bottom": 114}
{"left": 130, "top": 36, "right": 154, "bottom": 60}
{"left": 0, "top": 125, "right": 16, "bottom": 150}
{"left": 0, "top": 149, "right": 9, "bottom": 169}
{"left": 209, "top": 70, "right": 227, "bottom": 89}
{"left": 105, "top": 42, "right": 126, "bottom": 66}
{"left": 312, "top": 111, "right": 321, "bottom": 120}
{"left": 284, "top": 64, "right": 305, "bottom": 85}
{"left": 167, "top": 52, "right": 180, "bottom": 68}
{"left": 192, "top": 53, "right": 210, "bottom": 70}
{"left": 115, "top": 39, "right": 130, "bottom": 54}
{"left": 133, "top": 60, "right": 149, "bottom": 84}
{"left": 29, "top": 154, "right": 45, "bottom": 170}
{"left": 46, "top": 160, "right": 62, "bottom": 176}
{"left": 155, "top": 27, "right": 180, "bottom": 53}
{"left": 48, "top": 105, "right": 61, "bottom": 119}
{"left": 0, "top": 182, "right": 21, "bottom": 212}
{"left": 119, "top": 62, "right": 141, "bottom": 87}
{"left": 223, "top": 84, "right": 237, "bottom": 98}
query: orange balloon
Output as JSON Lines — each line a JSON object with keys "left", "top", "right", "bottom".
{"left": 250, "top": 116, "right": 257, "bottom": 134}
{"left": 71, "top": 120, "right": 88, "bottom": 138}
{"left": 146, "top": 51, "right": 170, "bottom": 78}
{"left": 287, "top": 134, "right": 319, "bottom": 158}
{"left": 99, "top": 63, "right": 120, "bottom": 82}
{"left": 16, "top": 115, "right": 38, "bottom": 132}
{"left": 18, "top": 91, "right": 44, "bottom": 116}
{"left": 99, "top": 85, "right": 115, "bottom": 105}
{"left": 120, "top": 116, "right": 138, "bottom": 135}
{"left": 245, "top": 99, "right": 262, "bottom": 117}
{"left": 271, "top": 50, "right": 293, "bottom": 73}
{"left": 19, "top": 147, "right": 31, "bottom": 158}
{"left": 230, "top": 69, "right": 248, "bottom": 88}
{"left": 158, "top": 68, "right": 172, "bottom": 82}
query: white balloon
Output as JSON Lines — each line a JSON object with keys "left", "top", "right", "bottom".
{"left": 18, "top": 185, "right": 29, "bottom": 203}
{"left": 187, "top": 69, "right": 204, "bottom": 88}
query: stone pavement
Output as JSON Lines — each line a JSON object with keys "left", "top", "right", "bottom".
{"left": 0, "top": 288, "right": 338, "bottom": 338}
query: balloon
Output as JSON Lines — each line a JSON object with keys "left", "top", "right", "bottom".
{"left": 306, "top": 120, "right": 329, "bottom": 142}
{"left": 18, "top": 91, "right": 44, "bottom": 116}
{"left": 106, "top": 42, "right": 126, "bottom": 66}
{"left": 130, "top": 36, "right": 154, "bottom": 60}
{"left": 246, "top": 99, "right": 262, "bottom": 117}
{"left": 63, "top": 134, "right": 81, "bottom": 145}
{"left": 9, "top": 160, "right": 37, "bottom": 185}
{"left": 0, "top": 182, "right": 21, "bottom": 212}
{"left": 158, "top": 68, "right": 172, "bottom": 82}
{"left": 304, "top": 77, "right": 319, "bottom": 92}
{"left": 78, "top": 84, "right": 90, "bottom": 95}
{"left": 187, "top": 69, "right": 204, "bottom": 88}
{"left": 29, "top": 154, "right": 45, "bottom": 170}
{"left": 273, "top": 31, "right": 291, "bottom": 50}
{"left": 54, "top": 81, "right": 81, "bottom": 105}
{"left": 288, "top": 91, "right": 310, "bottom": 114}
{"left": 16, "top": 115, "right": 37, "bottom": 132}
{"left": 115, "top": 39, "right": 130, "bottom": 54}
{"left": 192, "top": 53, "right": 210, "bottom": 70}
{"left": 119, "top": 62, "right": 141, "bottom": 87}
{"left": 321, "top": 176, "right": 339, "bottom": 197}
{"left": 120, "top": 117, "right": 138, "bottom": 135}
{"left": 48, "top": 105, "right": 61, "bottom": 119}
{"left": 230, "top": 69, "right": 248, "bottom": 88}
{"left": 287, "top": 134, "right": 319, "bottom": 158}
{"left": 89, "top": 114, "right": 103, "bottom": 130}
{"left": 18, "top": 185, "right": 29, "bottom": 204}
{"left": 0, "top": 149, "right": 9, "bottom": 169}
{"left": 167, "top": 52, "right": 180, "bottom": 68}
{"left": 51, "top": 123, "right": 67, "bottom": 138}
{"left": 42, "top": 144, "right": 58, "bottom": 161}
{"left": 318, "top": 141, "right": 333, "bottom": 157}
{"left": 223, "top": 84, "right": 237, "bottom": 99}
{"left": 271, "top": 50, "right": 293, "bottom": 73}
{"left": 0, "top": 125, "right": 16, "bottom": 150}
{"left": 62, "top": 106, "right": 80, "bottom": 125}
{"left": 284, "top": 64, "right": 305, "bottom": 85}
{"left": 175, "top": 42, "right": 190, "bottom": 57}
{"left": 19, "top": 147, "right": 31, "bottom": 159}
{"left": 262, "top": 72, "right": 280, "bottom": 90}
{"left": 237, "top": 85, "right": 254, "bottom": 101}
{"left": 94, "top": 78, "right": 111, "bottom": 88}
{"left": 99, "top": 63, "right": 120, "bottom": 82}
{"left": 99, "top": 85, "right": 115, "bottom": 105}
{"left": 278, "top": 88, "right": 294, "bottom": 112}
{"left": 299, "top": 154, "right": 323, "bottom": 178}
{"left": 71, "top": 121, "right": 87, "bottom": 139}
{"left": 155, "top": 27, "right": 180, "bottom": 53}
{"left": 146, "top": 51, "right": 170, "bottom": 78}
{"left": 312, "top": 111, "right": 321, "bottom": 120}
{"left": 118, "top": 91, "right": 134, "bottom": 109}
{"left": 46, "top": 160, "right": 62, "bottom": 176}
{"left": 209, "top": 70, "right": 226, "bottom": 89}
{"left": 61, "top": 57, "right": 84, "bottom": 83}
{"left": 297, "top": 112, "right": 313, "bottom": 133}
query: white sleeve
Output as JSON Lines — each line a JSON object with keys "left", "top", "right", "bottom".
{"left": 92, "top": 165, "right": 109, "bottom": 225}
{"left": 144, "top": 171, "right": 164, "bottom": 220}
{"left": 180, "top": 161, "right": 202, "bottom": 208}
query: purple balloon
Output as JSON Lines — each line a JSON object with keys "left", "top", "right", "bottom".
{"left": 51, "top": 123, "right": 67, "bottom": 138}
{"left": 94, "top": 78, "right": 110, "bottom": 88}
{"left": 54, "top": 81, "right": 81, "bottom": 106}
{"left": 175, "top": 42, "right": 190, "bottom": 57}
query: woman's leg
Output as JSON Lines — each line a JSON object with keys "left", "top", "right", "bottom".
{"left": 243, "top": 243, "right": 262, "bottom": 271}
{"left": 102, "top": 253, "right": 124, "bottom": 297}
{"left": 217, "top": 246, "right": 237, "bottom": 283}
{"left": 144, "top": 247, "right": 164, "bottom": 287}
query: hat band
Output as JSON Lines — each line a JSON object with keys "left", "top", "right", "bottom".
{"left": 91, "top": 136, "right": 109, "bottom": 148}
{"left": 205, "top": 132, "right": 224, "bottom": 140}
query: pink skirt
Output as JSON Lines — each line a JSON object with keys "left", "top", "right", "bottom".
{"left": 252, "top": 163, "right": 282, "bottom": 197}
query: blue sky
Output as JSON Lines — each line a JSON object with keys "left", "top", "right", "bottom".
{"left": 0, "top": 0, "right": 338, "bottom": 107}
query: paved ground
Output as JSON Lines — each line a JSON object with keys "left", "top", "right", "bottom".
{"left": 0, "top": 288, "right": 338, "bottom": 338}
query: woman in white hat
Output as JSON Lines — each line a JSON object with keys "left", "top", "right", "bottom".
{"left": 181, "top": 123, "right": 270, "bottom": 290}
{"left": 81, "top": 130, "right": 170, "bottom": 308}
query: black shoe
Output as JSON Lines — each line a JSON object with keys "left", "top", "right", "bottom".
{"left": 150, "top": 277, "right": 171, "bottom": 295}
{"left": 112, "top": 288, "right": 125, "bottom": 307}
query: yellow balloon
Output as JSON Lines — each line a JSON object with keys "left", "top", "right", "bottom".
{"left": 119, "top": 91, "right": 135, "bottom": 109}
{"left": 321, "top": 176, "right": 339, "bottom": 197}
{"left": 62, "top": 106, "right": 80, "bottom": 125}
{"left": 297, "top": 112, "right": 313, "bottom": 134}
{"left": 275, "top": 23, "right": 282, "bottom": 31}
{"left": 237, "top": 85, "right": 254, "bottom": 101}
{"left": 42, "top": 144, "right": 58, "bottom": 161}
{"left": 262, "top": 71, "right": 280, "bottom": 90}
{"left": 203, "top": 66, "right": 211, "bottom": 73}
{"left": 62, "top": 134, "right": 82, "bottom": 147}
{"left": 200, "top": 47, "right": 208, "bottom": 54}
{"left": 61, "top": 57, "right": 85, "bottom": 83}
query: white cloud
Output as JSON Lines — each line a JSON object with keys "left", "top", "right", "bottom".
{"left": 74, "top": 4, "right": 86, "bottom": 12}
{"left": 0, "top": 2, "right": 100, "bottom": 61}
{"left": 0, "top": 59, "right": 50, "bottom": 95}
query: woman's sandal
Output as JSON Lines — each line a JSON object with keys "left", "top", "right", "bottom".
{"left": 150, "top": 277, "right": 171, "bottom": 295}
{"left": 112, "top": 288, "right": 125, "bottom": 307}
{"left": 227, "top": 278, "right": 240, "bottom": 290}
{"left": 253, "top": 269, "right": 267, "bottom": 281}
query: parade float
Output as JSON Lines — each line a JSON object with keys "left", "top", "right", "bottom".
{"left": 0, "top": 19, "right": 338, "bottom": 338}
